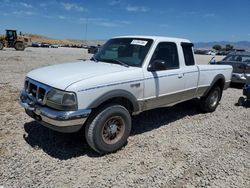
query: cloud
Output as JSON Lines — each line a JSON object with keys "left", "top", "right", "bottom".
{"left": 39, "top": 3, "right": 47, "bottom": 8}
{"left": 78, "top": 17, "right": 130, "bottom": 28}
{"left": 12, "top": 11, "right": 34, "bottom": 16}
{"left": 109, "top": 0, "right": 122, "bottom": 6}
{"left": 20, "top": 2, "right": 32, "bottom": 8}
{"left": 79, "top": 17, "right": 108, "bottom": 24}
{"left": 119, "top": 20, "right": 131, "bottom": 25}
{"left": 58, "top": 15, "right": 66, "bottom": 20}
{"left": 160, "top": 24, "right": 170, "bottom": 28}
{"left": 203, "top": 13, "right": 216, "bottom": 18}
{"left": 42, "top": 15, "right": 71, "bottom": 20}
{"left": 95, "top": 22, "right": 121, "bottom": 27}
{"left": 61, "top": 3, "right": 86, "bottom": 12}
{"left": 126, "top": 5, "right": 149, "bottom": 12}
{"left": 0, "top": 12, "right": 9, "bottom": 16}
{"left": 184, "top": 11, "right": 197, "bottom": 16}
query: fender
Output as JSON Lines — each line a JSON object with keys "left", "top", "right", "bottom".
{"left": 87, "top": 89, "right": 140, "bottom": 112}
{"left": 203, "top": 74, "right": 225, "bottom": 97}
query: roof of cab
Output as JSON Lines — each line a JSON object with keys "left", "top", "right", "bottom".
{"left": 112, "top": 35, "right": 191, "bottom": 43}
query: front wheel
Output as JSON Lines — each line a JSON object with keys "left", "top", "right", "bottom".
{"left": 199, "top": 86, "right": 222, "bottom": 112}
{"left": 85, "top": 104, "right": 131, "bottom": 154}
{"left": 14, "top": 42, "right": 25, "bottom": 51}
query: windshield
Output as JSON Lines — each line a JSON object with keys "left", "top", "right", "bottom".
{"left": 223, "top": 54, "right": 250, "bottom": 63}
{"left": 93, "top": 38, "right": 153, "bottom": 67}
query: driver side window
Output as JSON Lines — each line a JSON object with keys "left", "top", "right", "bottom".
{"left": 150, "top": 42, "right": 179, "bottom": 71}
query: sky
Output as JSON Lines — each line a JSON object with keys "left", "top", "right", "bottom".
{"left": 1, "top": 0, "right": 250, "bottom": 42}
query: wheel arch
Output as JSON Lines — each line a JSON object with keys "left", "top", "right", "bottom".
{"left": 87, "top": 90, "right": 140, "bottom": 113}
{"left": 203, "top": 74, "right": 225, "bottom": 99}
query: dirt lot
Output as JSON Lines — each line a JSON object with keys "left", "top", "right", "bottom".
{"left": 0, "top": 47, "right": 249, "bottom": 188}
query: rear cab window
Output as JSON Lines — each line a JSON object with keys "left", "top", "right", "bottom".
{"left": 181, "top": 42, "right": 195, "bottom": 66}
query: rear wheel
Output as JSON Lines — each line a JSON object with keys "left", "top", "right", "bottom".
{"left": 199, "top": 86, "right": 222, "bottom": 112}
{"left": 14, "top": 42, "right": 25, "bottom": 51}
{"left": 0, "top": 42, "right": 4, "bottom": 50}
{"left": 85, "top": 104, "right": 131, "bottom": 154}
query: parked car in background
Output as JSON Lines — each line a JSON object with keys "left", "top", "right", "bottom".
{"left": 217, "top": 51, "right": 230, "bottom": 56}
{"left": 40, "top": 43, "right": 50, "bottom": 48}
{"left": 206, "top": 50, "right": 217, "bottom": 56}
{"left": 88, "top": 45, "right": 98, "bottom": 54}
{"left": 31, "top": 42, "right": 41, "bottom": 47}
{"left": 88, "top": 45, "right": 101, "bottom": 54}
{"left": 194, "top": 49, "right": 208, "bottom": 55}
{"left": 82, "top": 45, "right": 89, "bottom": 49}
{"left": 211, "top": 51, "right": 250, "bottom": 83}
{"left": 51, "top": 44, "right": 59, "bottom": 48}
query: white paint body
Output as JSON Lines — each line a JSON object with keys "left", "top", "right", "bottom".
{"left": 26, "top": 36, "right": 233, "bottom": 111}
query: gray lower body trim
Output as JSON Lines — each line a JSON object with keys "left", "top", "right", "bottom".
{"left": 138, "top": 85, "right": 214, "bottom": 112}
{"left": 196, "top": 86, "right": 210, "bottom": 97}
{"left": 142, "top": 91, "right": 183, "bottom": 111}
{"left": 140, "top": 88, "right": 204, "bottom": 111}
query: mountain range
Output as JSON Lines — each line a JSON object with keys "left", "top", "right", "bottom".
{"left": 194, "top": 41, "right": 250, "bottom": 51}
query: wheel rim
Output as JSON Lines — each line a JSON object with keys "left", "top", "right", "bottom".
{"left": 210, "top": 90, "right": 219, "bottom": 107}
{"left": 102, "top": 116, "right": 125, "bottom": 145}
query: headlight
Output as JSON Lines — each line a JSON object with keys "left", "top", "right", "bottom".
{"left": 46, "top": 89, "right": 77, "bottom": 111}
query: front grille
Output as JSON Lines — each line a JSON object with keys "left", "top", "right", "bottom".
{"left": 24, "top": 78, "right": 51, "bottom": 104}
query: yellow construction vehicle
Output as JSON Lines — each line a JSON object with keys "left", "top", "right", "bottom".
{"left": 0, "top": 29, "right": 31, "bottom": 51}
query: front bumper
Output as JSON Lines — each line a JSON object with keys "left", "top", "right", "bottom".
{"left": 231, "top": 73, "right": 250, "bottom": 84}
{"left": 19, "top": 90, "right": 91, "bottom": 133}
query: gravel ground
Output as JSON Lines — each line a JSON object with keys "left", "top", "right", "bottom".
{"left": 0, "top": 47, "right": 249, "bottom": 188}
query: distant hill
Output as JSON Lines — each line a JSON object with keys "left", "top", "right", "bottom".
{"left": 25, "top": 33, "right": 106, "bottom": 46}
{"left": 194, "top": 41, "right": 250, "bottom": 51}
{"left": 23, "top": 34, "right": 250, "bottom": 50}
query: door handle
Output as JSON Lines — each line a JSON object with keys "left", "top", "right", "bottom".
{"left": 178, "top": 73, "right": 184, "bottom": 78}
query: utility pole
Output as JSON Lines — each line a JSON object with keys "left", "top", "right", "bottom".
{"left": 84, "top": 17, "right": 88, "bottom": 46}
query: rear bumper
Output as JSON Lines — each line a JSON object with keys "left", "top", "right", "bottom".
{"left": 231, "top": 73, "right": 250, "bottom": 84}
{"left": 19, "top": 91, "right": 91, "bottom": 133}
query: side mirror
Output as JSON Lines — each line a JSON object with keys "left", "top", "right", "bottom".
{"left": 148, "top": 60, "right": 166, "bottom": 71}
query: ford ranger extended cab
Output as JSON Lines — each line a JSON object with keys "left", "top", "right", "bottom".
{"left": 19, "top": 36, "right": 232, "bottom": 154}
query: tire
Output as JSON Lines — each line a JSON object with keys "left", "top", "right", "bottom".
{"left": 14, "top": 42, "right": 25, "bottom": 51}
{"left": 85, "top": 104, "right": 131, "bottom": 154}
{"left": 0, "top": 42, "right": 3, "bottom": 50}
{"left": 199, "top": 86, "right": 222, "bottom": 112}
{"left": 238, "top": 97, "right": 245, "bottom": 106}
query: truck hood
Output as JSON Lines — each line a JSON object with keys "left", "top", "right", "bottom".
{"left": 27, "top": 60, "right": 136, "bottom": 90}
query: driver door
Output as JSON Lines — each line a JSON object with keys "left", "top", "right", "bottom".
{"left": 142, "top": 42, "right": 185, "bottom": 110}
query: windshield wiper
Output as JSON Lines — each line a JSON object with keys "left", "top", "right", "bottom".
{"left": 102, "top": 59, "right": 129, "bottom": 67}
{"left": 90, "top": 56, "right": 98, "bottom": 62}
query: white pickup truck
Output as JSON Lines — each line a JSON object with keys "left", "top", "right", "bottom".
{"left": 19, "top": 36, "right": 232, "bottom": 154}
